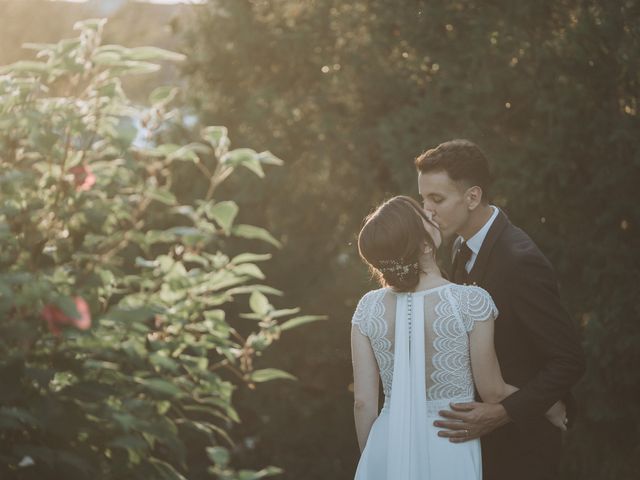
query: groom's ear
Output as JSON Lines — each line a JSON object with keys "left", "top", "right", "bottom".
{"left": 465, "top": 186, "right": 483, "bottom": 210}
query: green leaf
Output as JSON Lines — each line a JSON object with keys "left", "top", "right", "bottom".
{"left": 93, "top": 51, "right": 123, "bottom": 66}
{"left": 226, "top": 285, "right": 283, "bottom": 296}
{"left": 268, "top": 307, "right": 301, "bottom": 319}
{"left": 237, "top": 467, "right": 284, "bottom": 479}
{"left": 135, "top": 257, "right": 160, "bottom": 269}
{"left": 108, "top": 434, "right": 148, "bottom": 451}
{"left": 206, "top": 446, "right": 229, "bottom": 468}
{"left": 205, "top": 201, "right": 239, "bottom": 233}
{"left": 110, "top": 60, "right": 162, "bottom": 76}
{"left": 249, "top": 291, "right": 271, "bottom": 316}
{"left": 147, "top": 458, "right": 189, "bottom": 480}
{"left": 166, "top": 226, "right": 210, "bottom": 245}
{"left": 147, "top": 188, "right": 177, "bottom": 206}
{"left": 231, "top": 252, "right": 272, "bottom": 264}
{"left": 168, "top": 144, "right": 201, "bottom": 163}
{"left": 105, "top": 306, "right": 157, "bottom": 324}
{"left": 140, "top": 143, "right": 181, "bottom": 158}
{"left": 220, "top": 148, "right": 264, "bottom": 177}
{"left": 128, "top": 46, "right": 186, "bottom": 63}
{"left": 204, "top": 309, "right": 225, "bottom": 322}
{"left": 201, "top": 126, "right": 228, "bottom": 148}
{"left": 280, "top": 315, "right": 327, "bottom": 331}
{"left": 232, "top": 263, "right": 265, "bottom": 280}
{"left": 257, "top": 151, "right": 285, "bottom": 166}
{"left": 0, "top": 61, "right": 48, "bottom": 75}
{"left": 149, "top": 353, "right": 180, "bottom": 373}
{"left": 250, "top": 368, "right": 297, "bottom": 383}
{"left": 149, "top": 86, "right": 178, "bottom": 106}
{"left": 232, "top": 224, "right": 281, "bottom": 248}
{"left": 135, "top": 378, "right": 183, "bottom": 398}
{"left": 0, "top": 407, "right": 40, "bottom": 429}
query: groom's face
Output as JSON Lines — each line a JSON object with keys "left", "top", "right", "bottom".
{"left": 418, "top": 170, "right": 470, "bottom": 240}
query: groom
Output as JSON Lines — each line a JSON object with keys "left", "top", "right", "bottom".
{"left": 416, "top": 139, "right": 585, "bottom": 480}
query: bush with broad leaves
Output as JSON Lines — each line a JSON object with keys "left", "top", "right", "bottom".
{"left": 0, "top": 18, "right": 323, "bottom": 480}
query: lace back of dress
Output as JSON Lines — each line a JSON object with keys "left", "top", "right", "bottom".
{"left": 376, "top": 287, "right": 471, "bottom": 402}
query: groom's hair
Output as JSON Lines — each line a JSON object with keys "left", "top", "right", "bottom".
{"left": 415, "top": 139, "right": 492, "bottom": 203}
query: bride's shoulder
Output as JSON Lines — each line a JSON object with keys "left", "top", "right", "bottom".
{"left": 352, "top": 287, "right": 387, "bottom": 327}
{"left": 356, "top": 287, "right": 388, "bottom": 306}
{"left": 448, "top": 283, "right": 493, "bottom": 302}
{"left": 448, "top": 284, "right": 498, "bottom": 321}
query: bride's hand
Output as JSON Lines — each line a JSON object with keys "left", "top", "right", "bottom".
{"left": 545, "top": 400, "right": 567, "bottom": 431}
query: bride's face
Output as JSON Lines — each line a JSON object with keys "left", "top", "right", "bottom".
{"left": 421, "top": 210, "right": 442, "bottom": 250}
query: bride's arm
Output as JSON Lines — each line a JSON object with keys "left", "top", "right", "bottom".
{"left": 351, "top": 325, "right": 379, "bottom": 453}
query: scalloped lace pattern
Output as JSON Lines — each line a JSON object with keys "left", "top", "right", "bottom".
{"left": 352, "top": 285, "right": 497, "bottom": 401}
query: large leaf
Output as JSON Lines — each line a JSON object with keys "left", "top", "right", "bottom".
{"left": 249, "top": 291, "right": 271, "bottom": 316}
{"left": 230, "top": 252, "right": 272, "bottom": 264}
{"left": 206, "top": 446, "right": 229, "bottom": 468}
{"left": 0, "top": 407, "right": 40, "bottom": 429}
{"left": 135, "top": 378, "right": 183, "bottom": 398}
{"left": 232, "top": 263, "right": 265, "bottom": 280}
{"left": 127, "top": 46, "right": 186, "bottom": 63}
{"left": 0, "top": 61, "right": 49, "bottom": 75}
{"left": 147, "top": 458, "right": 189, "bottom": 480}
{"left": 257, "top": 151, "right": 285, "bottom": 166}
{"left": 220, "top": 148, "right": 264, "bottom": 177}
{"left": 236, "top": 467, "right": 284, "bottom": 479}
{"left": 249, "top": 368, "right": 297, "bottom": 383}
{"left": 205, "top": 201, "right": 239, "bottom": 233}
{"left": 147, "top": 188, "right": 177, "bottom": 206}
{"left": 279, "top": 315, "right": 328, "bottom": 331}
{"left": 232, "top": 224, "right": 281, "bottom": 248}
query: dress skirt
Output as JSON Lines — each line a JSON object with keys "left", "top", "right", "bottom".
{"left": 354, "top": 398, "right": 482, "bottom": 480}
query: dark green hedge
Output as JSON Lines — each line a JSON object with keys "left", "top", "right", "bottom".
{"left": 181, "top": 1, "right": 639, "bottom": 478}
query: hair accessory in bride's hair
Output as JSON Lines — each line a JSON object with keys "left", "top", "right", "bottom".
{"left": 377, "top": 259, "right": 419, "bottom": 280}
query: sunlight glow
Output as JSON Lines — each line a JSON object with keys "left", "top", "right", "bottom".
{"left": 48, "top": 0, "right": 207, "bottom": 4}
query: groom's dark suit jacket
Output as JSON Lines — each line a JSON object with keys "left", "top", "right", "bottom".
{"left": 451, "top": 209, "right": 585, "bottom": 480}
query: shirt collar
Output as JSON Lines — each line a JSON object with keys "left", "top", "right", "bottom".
{"left": 465, "top": 206, "right": 499, "bottom": 255}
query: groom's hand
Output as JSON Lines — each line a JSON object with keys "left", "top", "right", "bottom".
{"left": 434, "top": 402, "right": 510, "bottom": 443}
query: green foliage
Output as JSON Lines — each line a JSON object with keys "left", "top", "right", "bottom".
{"left": 0, "top": 19, "right": 322, "bottom": 479}
{"left": 182, "top": 1, "right": 639, "bottom": 479}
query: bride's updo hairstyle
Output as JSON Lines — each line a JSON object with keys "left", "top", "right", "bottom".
{"left": 358, "top": 196, "right": 437, "bottom": 292}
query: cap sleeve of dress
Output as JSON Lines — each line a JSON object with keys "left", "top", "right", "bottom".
{"left": 351, "top": 291, "right": 374, "bottom": 337}
{"left": 458, "top": 285, "right": 499, "bottom": 332}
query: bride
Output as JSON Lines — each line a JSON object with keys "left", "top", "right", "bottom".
{"left": 351, "top": 196, "right": 564, "bottom": 479}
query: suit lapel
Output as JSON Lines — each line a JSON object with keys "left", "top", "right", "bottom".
{"left": 467, "top": 209, "right": 510, "bottom": 285}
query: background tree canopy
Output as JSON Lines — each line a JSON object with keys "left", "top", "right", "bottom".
{"left": 180, "top": 0, "right": 639, "bottom": 479}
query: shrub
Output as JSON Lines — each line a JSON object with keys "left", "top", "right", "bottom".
{"left": 0, "top": 18, "right": 321, "bottom": 480}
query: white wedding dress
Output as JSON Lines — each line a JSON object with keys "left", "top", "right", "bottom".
{"left": 351, "top": 283, "right": 498, "bottom": 480}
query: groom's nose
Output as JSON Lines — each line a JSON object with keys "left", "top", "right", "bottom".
{"left": 422, "top": 203, "right": 436, "bottom": 216}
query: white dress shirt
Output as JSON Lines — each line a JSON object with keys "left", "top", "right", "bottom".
{"left": 460, "top": 205, "right": 499, "bottom": 274}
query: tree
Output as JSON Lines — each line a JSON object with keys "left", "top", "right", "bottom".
{"left": 182, "top": 1, "right": 639, "bottom": 478}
